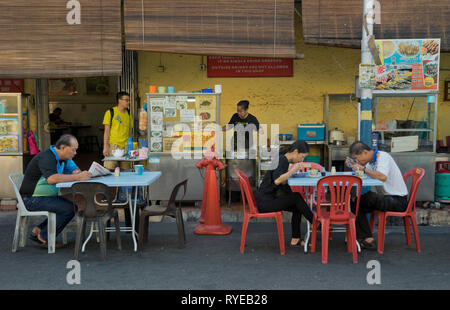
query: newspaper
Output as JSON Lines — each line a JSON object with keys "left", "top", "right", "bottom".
{"left": 88, "top": 161, "right": 112, "bottom": 177}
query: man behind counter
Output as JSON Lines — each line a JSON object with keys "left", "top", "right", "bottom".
{"left": 223, "top": 100, "right": 261, "bottom": 152}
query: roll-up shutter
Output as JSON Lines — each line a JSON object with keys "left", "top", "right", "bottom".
{"left": 0, "top": 0, "right": 122, "bottom": 78}
{"left": 124, "top": 0, "right": 297, "bottom": 58}
{"left": 302, "top": 0, "right": 450, "bottom": 52}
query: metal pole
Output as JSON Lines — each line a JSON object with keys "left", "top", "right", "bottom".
{"left": 360, "top": 0, "right": 375, "bottom": 146}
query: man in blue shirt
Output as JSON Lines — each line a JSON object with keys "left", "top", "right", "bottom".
{"left": 20, "top": 134, "right": 91, "bottom": 246}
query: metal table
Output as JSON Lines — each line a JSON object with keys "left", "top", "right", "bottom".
{"left": 288, "top": 172, "right": 384, "bottom": 253}
{"left": 57, "top": 171, "right": 161, "bottom": 252}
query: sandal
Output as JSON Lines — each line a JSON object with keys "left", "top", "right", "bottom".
{"left": 30, "top": 231, "right": 64, "bottom": 249}
{"left": 290, "top": 239, "right": 306, "bottom": 247}
{"left": 360, "top": 239, "right": 377, "bottom": 250}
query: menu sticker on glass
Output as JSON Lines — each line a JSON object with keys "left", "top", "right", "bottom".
{"left": 150, "top": 137, "right": 162, "bottom": 152}
{"left": 151, "top": 112, "right": 163, "bottom": 132}
{"left": 149, "top": 97, "right": 164, "bottom": 113}
{"left": 180, "top": 109, "right": 195, "bottom": 123}
{"left": 195, "top": 95, "right": 216, "bottom": 122}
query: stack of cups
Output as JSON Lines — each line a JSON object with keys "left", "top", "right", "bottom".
{"left": 158, "top": 86, "right": 166, "bottom": 93}
{"left": 149, "top": 85, "right": 157, "bottom": 93}
{"left": 168, "top": 86, "right": 175, "bottom": 93}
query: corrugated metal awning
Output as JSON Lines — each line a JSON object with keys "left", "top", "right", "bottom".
{"left": 0, "top": 0, "right": 122, "bottom": 78}
{"left": 124, "top": 0, "right": 298, "bottom": 58}
{"left": 302, "top": 0, "right": 450, "bottom": 52}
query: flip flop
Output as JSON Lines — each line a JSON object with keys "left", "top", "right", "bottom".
{"left": 29, "top": 233, "right": 40, "bottom": 244}
{"left": 290, "top": 239, "right": 306, "bottom": 247}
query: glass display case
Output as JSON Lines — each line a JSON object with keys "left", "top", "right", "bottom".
{"left": 368, "top": 91, "right": 438, "bottom": 202}
{"left": 0, "top": 93, "right": 23, "bottom": 155}
{"left": 372, "top": 91, "right": 437, "bottom": 153}
{"left": 0, "top": 92, "right": 24, "bottom": 199}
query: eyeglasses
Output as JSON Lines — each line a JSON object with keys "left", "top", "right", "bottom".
{"left": 120, "top": 98, "right": 130, "bottom": 102}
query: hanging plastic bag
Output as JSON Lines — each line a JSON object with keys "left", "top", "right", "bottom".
{"left": 27, "top": 130, "right": 39, "bottom": 155}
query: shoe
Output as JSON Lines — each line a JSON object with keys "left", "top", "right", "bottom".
{"left": 360, "top": 239, "right": 377, "bottom": 250}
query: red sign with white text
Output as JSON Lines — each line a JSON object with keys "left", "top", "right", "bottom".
{"left": 0, "top": 79, "right": 24, "bottom": 93}
{"left": 207, "top": 56, "right": 293, "bottom": 77}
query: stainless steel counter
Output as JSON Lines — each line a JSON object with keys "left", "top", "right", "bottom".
{"left": 145, "top": 152, "right": 219, "bottom": 202}
{"left": 390, "top": 152, "right": 436, "bottom": 202}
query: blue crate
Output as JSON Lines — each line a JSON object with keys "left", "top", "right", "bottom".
{"left": 297, "top": 124, "right": 325, "bottom": 141}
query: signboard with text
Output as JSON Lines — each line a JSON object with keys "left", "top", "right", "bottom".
{"left": 207, "top": 56, "right": 293, "bottom": 77}
{"left": 374, "top": 39, "right": 440, "bottom": 91}
{"left": 0, "top": 79, "right": 24, "bottom": 93}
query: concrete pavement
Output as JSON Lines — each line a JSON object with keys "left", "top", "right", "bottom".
{"left": 0, "top": 211, "right": 448, "bottom": 290}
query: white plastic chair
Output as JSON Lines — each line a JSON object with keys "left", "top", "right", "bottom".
{"left": 9, "top": 173, "right": 67, "bottom": 254}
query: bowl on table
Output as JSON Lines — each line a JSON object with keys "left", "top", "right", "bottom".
{"left": 112, "top": 149, "right": 125, "bottom": 158}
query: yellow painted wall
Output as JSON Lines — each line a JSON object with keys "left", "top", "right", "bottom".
{"left": 136, "top": 6, "right": 450, "bottom": 152}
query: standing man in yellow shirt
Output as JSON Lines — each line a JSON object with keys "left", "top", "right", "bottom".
{"left": 102, "top": 91, "right": 139, "bottom": 228}
{"left": 103, "top": 91, "right": 134, "bottom": 171}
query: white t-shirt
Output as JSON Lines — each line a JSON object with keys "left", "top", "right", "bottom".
{"left": 365, "top": 151, "right": 408, "bottom": 197}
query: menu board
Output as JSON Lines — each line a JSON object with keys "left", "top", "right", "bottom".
{"left": 148, "top": 94, "right": 219, "bottom": 153}
{"left": 374, "top": 39, "right": 440, "bottom": 91}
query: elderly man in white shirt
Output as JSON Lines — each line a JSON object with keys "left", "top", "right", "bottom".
{"left": 347, "top": 141, "right": 408, "bottom": 250}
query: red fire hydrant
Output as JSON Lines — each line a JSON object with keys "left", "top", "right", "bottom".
{"left": 194, "top": 152, "right": 232, "bottom": 235}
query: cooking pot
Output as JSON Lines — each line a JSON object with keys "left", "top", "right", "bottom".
{"left": 329, "top": 128, "right": 345, "bottom": 145}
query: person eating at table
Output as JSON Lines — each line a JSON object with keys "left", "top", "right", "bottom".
{"left": 19, "top": 134, "right": 92, "bottom": 247}
{"left": 346, "top": 141, "right": 408, "bottom": 250}
{"left": 255, "top": 140, "right": 314, "bottom": 247}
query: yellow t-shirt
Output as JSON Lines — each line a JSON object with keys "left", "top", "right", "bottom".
{"left": 103, "top": 107, "right": 133, "bottom": 148}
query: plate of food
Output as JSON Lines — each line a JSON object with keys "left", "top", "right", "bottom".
{"left": 152, "top": 106, "right": 163, "bottom": 113}
{"left": 199, "top": 112, "right": 211, "bottom": 120}
{"left": 421, "top": 40, "right": 439, "bottom": 56}
{"left": 397, "top": 41, "right": 420, "bottom": 58}
{"left": 307, "top": 171, "right": 322, "bottom": 178}
{"left": 292, "top": 172, "right": 308, "bottom": 178}
{"left": 424, "top": 61, "right": 438, "bottom": 77}
{"left": 200, "top": 100, "right": 212, "bottom": 106}
{"left": 381, "top": 41, "right": 395, "bottom": 58}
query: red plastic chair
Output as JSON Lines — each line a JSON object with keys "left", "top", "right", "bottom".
{"left": 235, "top": 169, "right": 285, "bottom": 255}
{"left": 311, "top": 175, "right": 362, "bottom": 264}
{"left": 369, "top": 168, "right": 425, "bottom": 254}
